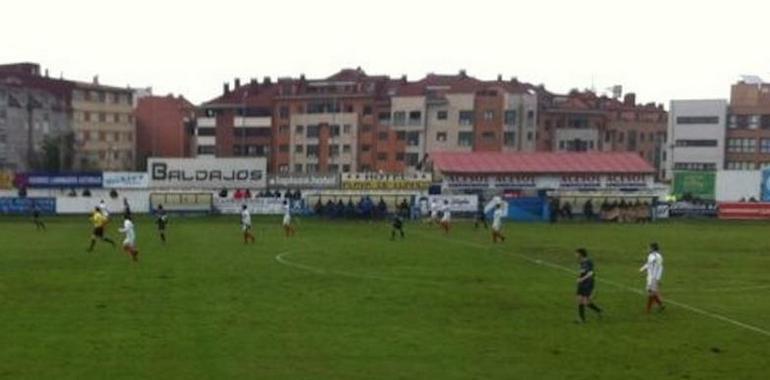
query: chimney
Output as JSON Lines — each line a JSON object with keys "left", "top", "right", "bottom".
{"left": 44, "top": 69, "right": 49, "bottom": 78}
{"left": 93, "top": 75, "right": 99, "bottom": 84}
{"left": 234, "top": 78, "right": 241, "bottom": 89}
{"left": 497, "top": 74, "right": 503, "bottom": 82}
{"left": 223, "top": 82, "right": 230, "bottom": 94}
{"left": 510, "top": 77, "right": 518, "bottom": 84}
{"left": 401, "top": 74, "right": 407, "bottom": 83}
{"left": 459, "top": 69, "right": 467, "bottom": 78}
{"left": 263, "top": 76, "right": 272, "bottom": 85}
{"left": 623, "top": 93, "right": 636, "bottom": 106}
{"left": 299, "top": 73, "right": 305, "bottom": 81}
{"left": 250, "top": 78, "right": 257, "bottom": 86}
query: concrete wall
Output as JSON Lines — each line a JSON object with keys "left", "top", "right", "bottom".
{"left": 716, "top": 170, "right": 761, "bottom": 201}
{"left": 667, "top": 99, "right": 727, "bottom": 179}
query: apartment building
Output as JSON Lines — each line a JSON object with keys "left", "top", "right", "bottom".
{"left": 538, "top": 90, "right": 668, "bottom": 178}
{"left": 725, "top": 79, "right": 770, "bottom": 170}
{"left": 0, "top": 63, "right": 73, "bottom": 171}
{"left": 135, "top": 94, "right": 196, "bottom": 167}
{"left": 666, "top": 99, "right": 727, "bottom": 180}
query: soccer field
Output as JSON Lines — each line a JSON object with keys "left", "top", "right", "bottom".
{"left": 1, "top": 216, "right": 769, "bottom": 379}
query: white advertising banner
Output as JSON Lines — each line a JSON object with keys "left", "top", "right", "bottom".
{"left": 103, "top": 172, "right": 149, "bottom": 188}
{"left": 214, "top": 197, "right": 285, "bottom": 215}
{"left": 427, "top": 195, "right": 479, "bottom": 212}
{"left": 148, "top": 158, "right": 267, "bottom": 189}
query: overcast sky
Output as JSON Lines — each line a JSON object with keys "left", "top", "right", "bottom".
{"left": 2, "top": 0, "right": 768, "bottom": 106}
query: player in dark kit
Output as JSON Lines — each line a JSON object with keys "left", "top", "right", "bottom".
{"left": 32, "top": 204, "right": 46, "bottom": 231}
{"left": 391, "top": 214, "right": 405, "bottom": 240}
{"left": 575, "top": 248, "right": 603, "bottom": 323}
{"left": 155, "top": 204, "right": 168, "bottom": 243}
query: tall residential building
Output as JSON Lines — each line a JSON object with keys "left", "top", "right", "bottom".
{"left": 0, "top": 63, "right": 74, "bottom": 171}
{"left": 135, "top": 94, "right": 196, "bottom": 167}
{"left": 71, "top": 80, "right": 136, "bottom": 170}
{"left": 537, "top": 90, "right": 668, "bottom": 179}
{"left": 666, "top": 99, "right": 727, "bottom": 180}
{"left": 726, "top": 79, "right": 770, "bottom": 170}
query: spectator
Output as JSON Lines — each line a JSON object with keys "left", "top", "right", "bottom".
{"left": 377, "top": 197, "right": 388, "bottom": 218}
{"left": 562, "top": 201, "right": 573, "bottom": 220}
{"left": 583, "top": 199, "right": 594, "bottom": 220}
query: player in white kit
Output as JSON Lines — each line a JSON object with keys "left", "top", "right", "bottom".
{"left": 491, "top": 203, "right": 506, "bottom": 243}
{"left": 639, "top": 242, "right": 665, "bottom": 313}
{"left": 439, "top": 200, "right": 451, "bottom": 234}
{"left": 282, "top": 200, "right": 295, "bottom": 237}
{"left": 118, "top": 215, "right": 139, "bottom": 262}
{"left": 429, "top": 199, "right": 439, "bottom": 225}
{"left": 241, "top": 204, "right": 255, "bottom": 244}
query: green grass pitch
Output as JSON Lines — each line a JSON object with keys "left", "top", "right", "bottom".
{"left": 1, "top": 215, "right": 769, "bottom": 379}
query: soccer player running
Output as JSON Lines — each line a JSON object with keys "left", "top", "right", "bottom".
{"left": 241, "top": 204, "right": 255, "bottom": 244}
{"left": 118, "top": 215, "right": 139, "bottom": 262}
{"left": 391, "top": 213, "right": 405, "bottom": 240}
{"left": 439, "top": 200, "right": 451, "bottom": 234}
{"left": 282, "top": 200, "right": 295, "bottom": 237}
{"left": 474, "top": 201, "right": 488, "bottom": 230}
{"left": 32, "top": 204, "right": 46, "bottom": 231}
{"left": 491, "top": 203, "right": 506, "bottom": 243}
{"left": 155, "top": 204, "right": 168, "bottom": 243}
{"left": 87, "top": 206, "right": 116, "bottom": 252}
{"left": 575, "top": 248, "right": 603, "bottom": 323}
{"left": 640, "top": 242, "right": 665, "bottom": 313}
{"left": 429, "top": 199, "right": 439, "bottom": 226}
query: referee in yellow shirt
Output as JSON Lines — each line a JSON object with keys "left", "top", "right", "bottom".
{"left": 88, "top": 206, "right": 116, "bottom": 252}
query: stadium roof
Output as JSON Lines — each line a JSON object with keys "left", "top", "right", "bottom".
{"left": 431, "top": 152, "right": 655, "bottom": 175}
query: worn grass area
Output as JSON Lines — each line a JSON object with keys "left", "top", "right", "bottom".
{"left": 1, "top": 215, "right": 769, "bottom": 379}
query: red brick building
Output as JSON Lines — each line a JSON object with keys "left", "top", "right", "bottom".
{"left": 135, "top": 94, "right": 196, "bottom": 167}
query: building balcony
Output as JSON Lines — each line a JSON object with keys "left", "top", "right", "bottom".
{"left": 234, "top": 116, "right": 272, "bottom": 128}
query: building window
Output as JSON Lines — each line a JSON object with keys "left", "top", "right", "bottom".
{"left": 328, "top": 164, "right": 339, "bottom": 173}
{"left": 279, "top": 164, "right": 289, "bottom": 173}
{"left": 306, "top": 144, "right": 319, "bottom": 158}
{"left": 673, "top": 162, "right": 716, "bottom": 171}
{"left": 342, "top": 144, "right": 351, "bottom": 154}
{"left": 233, "top": 145, "right": 243, "bottom": 156}
{"left": 458, "top": 131, "right": 474, "bottom": 147}
{"left": 504, "top": 110, "right": 517, "bottom": 126}
{"left": 279, "top": 144, "right": 289, "bottom": 153}
{"left": 725, "top": 161, "right": 756, "bottom": 170}
{"left": 436, "top": 132, "right": 447, "bottom": 142}
{"left": 526, "top": 131, "right": 533, "bottom": 142}
{"left": 329, "top": 145, "right": 340, "bottom": 157}
{"left": 197, "top": 127, "right": 215, "bottom": 136}
{"left": 342, "top": 164, "right": 351, "bottom": 173}
{"left": 760, "top": 139, "right": 770, "bottom": 153}
{"left": 504, "top": 132, "right": 516, "bottom": 146}
{"left": 675, "top": 139, "right": 718, "bottom": 147}
{"left": 361, "top": 124, "right": 372, "bottom": 133}
{"left": 437, "top": 110, "right": 448, "bottom": 120}
{"left": 484, "top": 110, "right": 495, "bottom": 121}
{"left": 459, "top": 111, "right": 474, "bottom": 125}
{"left": 406, "top": 131, "right": 420, "bottom": 146}
{"left": 329, "top": 124, "right": 340, "bottom": 137}
{"left": 527, "top": 110, "right": 535, "bottom": 126}
{"left": 197, "top": 145, "right": 215, "bottom": 155}
{"left": 306, "top": 125, "right": 320, "bottom": 138}
{"left": 362, "top": 144, "right": 371, "bottom": 153}
{"left": 295, "top": 125, "right": 304, "bottom": 134}
{"left": 294, "top": 164, "right": 303, "bottom": 173}
{"left": 279, "top": 125, "right": 289, "bottom": 134}
{"left": 396, "top": 131, "right": 406, "bottom": 141}
{"left": 761, "top": 115, "right": 770, "bottom": 129}
{"left": 408, "top": 111, "right": 422, "bottom": 125}
{"left": 392, "top": 111, "right": 406, "bottom": 126}
{"left": 363, "top": 105, "right": 372, "bottom": 115}
{"left": 279, "top": 106, "right": 289, "bottom": 118}
{"left": 378, "top": 131, "right": 388, "bottom": 141}
{"left": 482, "top": 131, "right": 495, "bottom": 141}
{"left": 343, "top": 124, "right": 351, "bottom": 134}
{"left": 395, "top": 152, "right": 405, "bottom": 162}
{"left": 378, "top": 112, "right": 391, "bottom": 124}
{"left": 676, "top": 116, "right": 719, "bottom": 125}
{"left": 377, "top": 152, "right": 387, "bottom": 161}
{"left": 294, "top": 145, "right": 304, "bottom": 153}
{"left": 727, "top": 138, "right": 757, "bottom": 153}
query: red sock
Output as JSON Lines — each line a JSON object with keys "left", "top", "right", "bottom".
{"left": 654, "top": 294, "right": 663, "bottom": 306}
{"left": 646, "top": 296, "right": 654, "bottom": 313}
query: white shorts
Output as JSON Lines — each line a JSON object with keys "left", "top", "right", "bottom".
{"left": 283, "top": 215, "right": 291, "bottom": 226}
{"left": 242, "top": 224, "right": 251, "bottom": 232}
{"left": 123, "top": 238, "right": 135, "bottom": 248}
{"left": 430, "top": 212, "right": 438, "bottom": 220}
{"left": 492, "top": 223, "right": 502, "bottom": 232}
{"left": 646, "top": 280, "right": 660, "bottom": 292}
{"left": 441, "top": 217, "right": 450, "bottom": 223}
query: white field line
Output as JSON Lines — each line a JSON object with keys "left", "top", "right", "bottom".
{"left": 417, "top": 230, "right": 770, "bottom": 338}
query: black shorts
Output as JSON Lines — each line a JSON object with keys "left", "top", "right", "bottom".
{"left": 93, "top": 227, "right": 104, "bottom": 238}
{"left": 577, "top": 281, "right": 594, "bottom": 296}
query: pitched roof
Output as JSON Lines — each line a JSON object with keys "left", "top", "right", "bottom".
{"left": 431, "top": 151, "right": 655, "bottom": 174}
